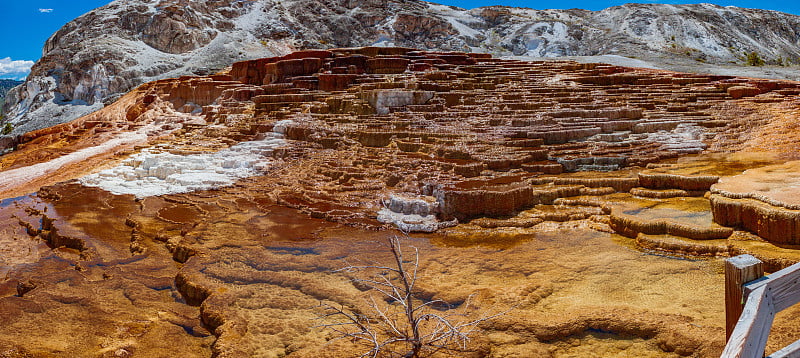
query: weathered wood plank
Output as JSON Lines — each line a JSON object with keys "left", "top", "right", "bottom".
{"left": 768, "top": 338, "right": 800, "bottom": 358}
{"left": 746, "top": 261, "right": 800, "bottom": 313}
{"left": 726, "top": 254, "right": 765, "bottom": 339}
{"left": 722, "top": 286, "right": 774, "bottom": 358}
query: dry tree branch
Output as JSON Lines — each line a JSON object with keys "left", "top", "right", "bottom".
{"left": 317, "top": 235, "right": 510, "bottom": 357}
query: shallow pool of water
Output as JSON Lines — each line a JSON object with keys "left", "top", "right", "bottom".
{"left": 622, "top": 197, "right": 714, "bottom": 227}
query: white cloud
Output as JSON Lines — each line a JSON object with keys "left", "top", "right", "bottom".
{"left": 38, "top": 8, "right": 54, "bottom": 13}
{"left": 0, "top": 57, "right": 35, "bottom": 81}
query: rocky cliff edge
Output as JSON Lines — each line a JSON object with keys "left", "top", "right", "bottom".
{"left": 4, "top": 0, "right": 800, "bottom": 147}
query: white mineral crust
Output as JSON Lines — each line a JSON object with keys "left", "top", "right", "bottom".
{"left": 80, "top": 133, "right": 285, "bottom": 197}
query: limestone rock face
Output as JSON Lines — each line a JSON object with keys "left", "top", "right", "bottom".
{"left": 5, "top": 48, "right": 800, "bottom": 356}
{"left": 0, "top": 80, "right": 21, "bottom": 100}
{"left": 7, "top": 47, "right": 800, "bottom": 220}
{"left": 6, "top": 0, "right": 800, "bottom": 144}
{"left": 711, "top": 161, "right": 800, "bottom": 244}
{"left": 138, "top": 3, "right": 220, "bottom": 54}
{"left": 377, "top": 195, "right": 456, "bottom": 233}
{"left": 727, "top": 86, "right": 762, "bottom": 99}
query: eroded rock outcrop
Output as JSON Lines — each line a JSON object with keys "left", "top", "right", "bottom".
{"left": 7, "top": 0, "right": 800, "bottom": 145}
{"left": 377, "top": 194, "right": 457, "bottom": 232}
{"left": 711, "top": 161, "right": 800, "bottom": 244}
{"left": 4, "top": 48, "right": 800, "bottom": 357}
{"left": 5, "top": 48, "right": 800, "bottom": 228}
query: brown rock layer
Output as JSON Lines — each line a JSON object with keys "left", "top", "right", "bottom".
{"left": 610, "top": 210, "right": 733, "bottom": 240}
{"left": 635, "top": 234, "right": 729, "bottom": 257}
{"left": 710, "top": 161, "right": 800, "bottom": 245}
{"left": 5, "top": 47, "right": 800, "bottom": 356}
{"left": 710, "top": 194, "right": 800, "bottom": 245}
{"left": 638, "top": 172, "right": 720, "bottom": 191}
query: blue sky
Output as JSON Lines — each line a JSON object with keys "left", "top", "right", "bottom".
{"left": 1, "top": 0, "right": 800, "bottom": 80}
{"left": 1, "top": 0, "right": 108, "bottom": 80}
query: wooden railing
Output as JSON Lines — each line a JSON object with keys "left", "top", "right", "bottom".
{"left": 723, "top": 254, "right": 800, "bottom": 358}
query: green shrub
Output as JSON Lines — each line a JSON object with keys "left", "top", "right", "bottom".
{"left": 746, "top": 51, "right": 765, "bottom": 66}
{"left": 2, "top": 122, "right": 12, "bottom": 135}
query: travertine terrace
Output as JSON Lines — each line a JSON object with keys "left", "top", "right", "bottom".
{"left": 4, "top": 48, "right": 800, "bottom": 357}
{"left": 711, "top": 161, "right": 800, "bottom": 246}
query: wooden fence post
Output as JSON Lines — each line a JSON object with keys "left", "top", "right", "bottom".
{"left": 725, "top": 254, "right": 764, "bottom": 340}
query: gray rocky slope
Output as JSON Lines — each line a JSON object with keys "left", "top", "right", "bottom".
{"left": 0, "top": 80, "right": 22, "bottom": 98}
{"left": 4, "top": 0, "right": 800, "bottom": 141}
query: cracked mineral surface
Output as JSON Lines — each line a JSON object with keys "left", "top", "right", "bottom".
{"left": 3, "top": 48, "right": 800, "bottom": 357}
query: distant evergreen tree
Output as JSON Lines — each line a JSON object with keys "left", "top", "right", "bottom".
{"left": 746, "top": 52, "right": 765, "bottom": 66}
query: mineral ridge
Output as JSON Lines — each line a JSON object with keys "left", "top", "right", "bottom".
{"left": 2, "top": 48, "right": 800, "bottom": 357}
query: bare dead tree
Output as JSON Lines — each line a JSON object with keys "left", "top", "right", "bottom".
{"left": 318, "top": 235, "right": 507, "bottom": 358}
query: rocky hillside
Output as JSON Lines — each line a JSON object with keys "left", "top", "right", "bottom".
{"left": 0, "top": 80, "right": 22, "bottom": 121}
{"left": 4, "top": 0, "right": 800, "bottom": 140}
{"left": 0, "top": 79, "right": 22, "bottom": 106}
{"left": 0, "top": 79, "right": 22, "bottom": 97}
{"left": 4, "top": 47, "right": 800, "bottom": 356}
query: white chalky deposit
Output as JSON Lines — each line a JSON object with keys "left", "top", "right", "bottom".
{"left": 80, "top": 133, "right": 285, "bottom": 197}
{"left": 377, "top": 194, "right": 457, "bottom": 232}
